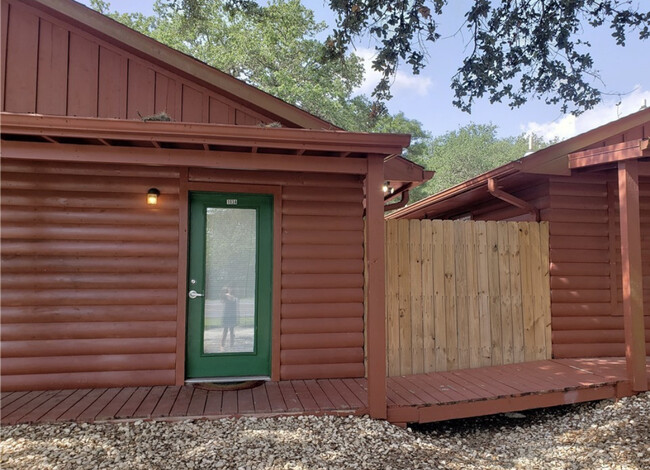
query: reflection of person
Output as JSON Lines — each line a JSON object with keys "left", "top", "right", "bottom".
{"left": 221, "top": 287, "right": 238, "bottom": 349}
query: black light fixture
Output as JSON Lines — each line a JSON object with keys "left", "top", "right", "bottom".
{"left": 147, "top": 188, "right": 160, "bottom": 205}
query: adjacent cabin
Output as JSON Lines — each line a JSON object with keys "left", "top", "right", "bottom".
{"left": 390, "top": 109, "right": 650, "bottom": 391}
{"left": 0, "top": 0, "right": 432, "bottom": 419}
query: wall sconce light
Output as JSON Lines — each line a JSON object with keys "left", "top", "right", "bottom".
{"left": 147, "top": 188, "right": 160, "bottom": 205}
{"left": 382, "top": 181, "right": 394, "bottom": 195}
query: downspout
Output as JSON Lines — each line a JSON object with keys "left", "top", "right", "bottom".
{"left": 487, "top": 178, "right": 540, "bottom": 221}
{"left": 384, "top": 190, "right": 410, "bottom": 212}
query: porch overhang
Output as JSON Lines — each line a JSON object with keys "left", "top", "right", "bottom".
{"left": 0, "top": 112, "right": 410, "bottom": 161}
{"left": 569, "top": 139, "right": 649, "bottom": 392}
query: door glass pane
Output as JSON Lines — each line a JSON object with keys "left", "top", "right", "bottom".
{"left": 203, "top": 208, "right": 257, "bottom": 354}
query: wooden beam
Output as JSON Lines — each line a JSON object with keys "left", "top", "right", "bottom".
{"left": 365, "top": 155, "right": 387, "bottom": 419}
{"left": 487, "top": 178, "right": 540, "bottom": 221}
{"left": 569, "top": 139, "right": 644, "bottom": 169}
{"left": 2, "top": 141, "right": 368, "bottom": 175}
{"left": 617, "top": 159, "right": 648, "bottom": 392}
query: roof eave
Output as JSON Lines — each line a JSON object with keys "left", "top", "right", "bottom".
{"left": 1, "top": 112, "right": 411, "bottom": 156}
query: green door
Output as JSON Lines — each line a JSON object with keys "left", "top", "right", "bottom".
{"left": 186, "top": 192, "right": 273, "bottom": 379}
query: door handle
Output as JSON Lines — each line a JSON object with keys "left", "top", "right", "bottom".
{"left": 188, "top": 290, "right": 205, "bottom": 299}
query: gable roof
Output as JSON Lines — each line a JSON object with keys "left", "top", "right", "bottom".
{"left": 19, "top": 0, "right": 337, "bottom": 129}
{"left": 389, "top": 107, "right": 650, "bottom": 219}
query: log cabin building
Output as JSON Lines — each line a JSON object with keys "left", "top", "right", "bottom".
{"left": 0, "top": 0, "right": 432, "bottom": 419}
{"left": 390, "top": 108, "right": 650, "bottom": 392}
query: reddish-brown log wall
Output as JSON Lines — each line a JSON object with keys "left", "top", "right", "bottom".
{"left": 189, "top": 169, "right": 366, "bottom": 380}
{"left": 1, "top": 160, "right": 367, "bottom": 391}
{"left": 547, "top": 173, "right": 650, "bottom": 358}
{"left": 1, "top": 158, "right": 181, "bottom": 391}
{"left": 1, "top": 1, "right": 273, "bottom": 125}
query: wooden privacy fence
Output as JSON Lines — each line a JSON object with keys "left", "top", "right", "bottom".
{"left": 385, "top": 219, "right": 552, "bottom": 377}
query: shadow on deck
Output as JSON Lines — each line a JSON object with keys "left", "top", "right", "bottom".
{"left": 2, "top": 358, "right": 647, "bottom": 426}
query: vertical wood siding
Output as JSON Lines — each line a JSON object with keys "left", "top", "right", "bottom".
{"left": 548, "top": 174, "right": 650, "bottom": 358}
{"left": 189, "top": 169, "right": 366, "bottom": 380}
{"left": 1, "top": 158, "right": 181, "bottom": 391}
{"left": 1, "top": 1, "right": 273, "bottom": 125}
{"left": 385, "top": 219, "right": 551, "bottom": 377}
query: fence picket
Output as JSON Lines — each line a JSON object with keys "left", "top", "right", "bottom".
{"left": 409, "top": 219, "right": 424, "bottom": 374}
{"left": 385, "top": 219, "right": 550, "bottom": 376}
{"left": 432, "top": 220, "right": 447, "bottom": 372}
{"left": 443, "top": 220, "right": 458, "bottom": 371}
{"left": 465, "top": 222, "right": 481, "bottom": 369}
{"left": 385, "top": 220, "right": 400, "bottom": 376}
{"left": 420, "top": 220, "right": 436, "bottom": 373}
{"left": 497, "top": 222, "right": 514, "bottom": 364}
{"left": 398, "top": 219, "right": 412, "bottom": 375}
{"left": 475, "top": 220, "right": 492, "bottom": 367}
{"left": 454, "top": 221, "right": 470, "bottom": 370}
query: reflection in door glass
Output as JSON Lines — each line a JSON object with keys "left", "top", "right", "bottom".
{"left": 203, "top": 208, "right": 257, "bottom": 354}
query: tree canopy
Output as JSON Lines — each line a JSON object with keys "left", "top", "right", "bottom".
{"left": 411, "top": 124, "right": 551, "bottom": 198}
{"left": 168, "top": 0, "right": 649, "bottom": 115}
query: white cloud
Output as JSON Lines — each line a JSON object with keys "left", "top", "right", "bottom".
{"left": 353, "top": 48, "right": 433, "bottom": 97}
{"left": 522, "top": 86, "right": 650, "bottom": 141}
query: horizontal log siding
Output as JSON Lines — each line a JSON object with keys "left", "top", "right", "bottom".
{"left": 548, "top": 174, "right": 650, "bottom": 358}
{"left": 1, "top": 158, "right": 180, "bottom": 391}
{"left": 189, "top": 169, "right": 366, "bottom": 380}
{"left": 2, "top": 1, "right": 272, "bottom": 125}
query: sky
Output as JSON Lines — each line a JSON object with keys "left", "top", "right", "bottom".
{"left": 79, "top": 0, "right": 650, "bottom": 141}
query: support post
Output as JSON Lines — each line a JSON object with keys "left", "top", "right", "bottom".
{"left": 617, "top": 160, "right": 648, "bottom": 391}
{"left": 366, "top": 155, "right": 387, "bottom": 418}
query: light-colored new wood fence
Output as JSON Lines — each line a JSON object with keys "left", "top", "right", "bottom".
{"left": 385, "top": 219, "right": 551, "bottom": 376}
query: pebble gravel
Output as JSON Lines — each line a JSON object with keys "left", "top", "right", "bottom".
{"left": 2, "top": 392, "right": 648, "bottom": 469}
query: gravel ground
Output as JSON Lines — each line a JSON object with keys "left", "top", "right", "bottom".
{"left": 2, "top": 392, "right": 648, "bottom": 469}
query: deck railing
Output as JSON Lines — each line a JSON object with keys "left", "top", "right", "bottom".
{"left": 385, "top": 219, "right": 552, "bottom": 376}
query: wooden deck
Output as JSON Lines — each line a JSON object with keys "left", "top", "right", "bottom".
{"left": 2, "top": 358, "right": 647, "bottom": 426}
{"left": 385, "top": 358, "right": 648, "bottom": 425}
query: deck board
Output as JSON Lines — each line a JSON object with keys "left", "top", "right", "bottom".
{"left": 57, "top": 388, "right": 106, "bottom": 422}
{"left": 221, "top": 390, "right": 238, "bottom": 415}
{"left": 117, "top": 387, "right": 151, "bottom": 419}
{"left": 133, "top": 386, "right": 167, "bottom": 419}
{"left": 3, "top": 390, "right": 60, "bottom": 425}
{"left": 278, "top": 381, "right": 303, "bottom": 412}
{"left": 1, "top": 391, "right": 44, "bottom": 420}
{"left": 19, "top": 390, "right": 75, "bottom": 424}
{"left": 77, "top": 388, "right": 122, "bottom": 422}
{"left": 202, "top": 390, "right": 222, "bottom": 416}
{"left": 1, "top": 391, "right": 29, "bottom": 408}
{"left": 186, "top": 388, "right": 208, "bottom": 416}
{"left": 237, "top": 389, "right": 255, "bottom": 414}
{"left": 169, "top": 386, "right": 194, "bottom": 417}
{"left": 151, "top": 387, "right": 181, "bottom": 418}
{"left": 1, "top": 359, "right": 645, "bottom": 426}
{"left": 252, "top": 385, "right": 272, "bottom": 413}
{"left": 95, "top": 387, "right": 136, "bottom": 421}
{"left": 265, "top": 382, "right": 287, "bottom": 412}
{"left": 316, "top": 380, "right": 350, "bottom": 410}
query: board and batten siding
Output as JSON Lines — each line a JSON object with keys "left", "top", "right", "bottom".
{"left": 189, "top": 169, "right": 366, "bottom": 380}
{"left": 548, "top": 173, "right": 650, "bottom": 358}
{"left": 1, "top": 158, "right": 181, "bottom": 391}
{"left": 1, "top": 0, "right": 273, "bottom": 125}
